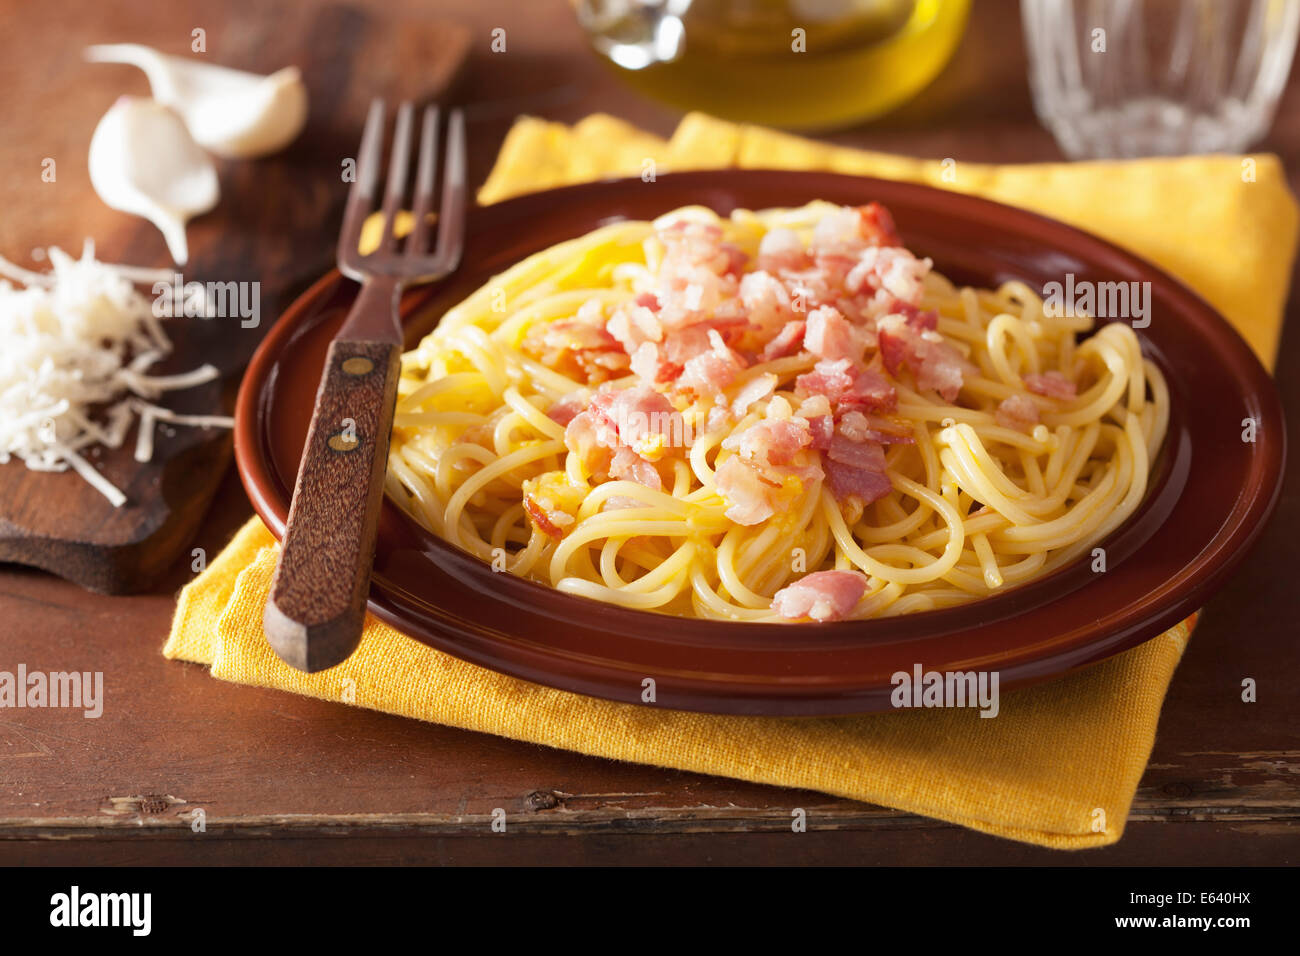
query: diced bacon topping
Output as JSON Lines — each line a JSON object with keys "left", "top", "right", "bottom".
{"left": 809, "top": 208, "right": 864, "bottom": 257}
{"left": 714, "top": 417, "right": 824, "bottom": 525}
{"left": 760, "top": 319, "right": 807, "bottom": 361}
{"left": 714, "top": 455, "right": 781, "bottom": 525}
{"left": 524, "top": 496, "right": 568, "bottom": 539}
{"left": 546, "top": 393, "right": 586, "bottom": 427}
{"left": 651, "top": 220, "right": 747, "bottom": 332}
{"left": 796, "top": 359, "right": 897, "bottom": 412}
{"left": 563, "top": 410, "right": 611, "bottom": 474}
{"left": 593, "top": 385, "right": 677, "bottom": 454}
{"left": 996, "top": 393, "right": 1040, "bottom": 432}
{"left": 844, "top": 247, "right": 931, "bottom": 305}
{"left": 893, "top": 300, "right": 939, "bottom": 330}
{"left": 722, "top": 417, "right": 812, "bottom": 467}
{"left": 532, "top": 204, "right": 991, "bottom": 529}
{"left": 731, "top": 373, "right": 778, "bottom": 417}
{"left": 605, "top": 302, "right": 664, "bottom": 354}
{"left": 822, "top": 434, "right": 892, "bottom": 505}
{"left": 803, "top": 305, "right": 863, "bottom": 363}
{"left": 913, "top": 341, "right": 967, "bottom": 402}
{"left": 838, "top": 410, "right": 915, "bottom": 445}
{"left": 602, "top": 495, "right": 642, "bottom": 510}
{"left": 1023, "top": 371, "right": 1077, "bottom": 400}
{"left": 803, "top": 414, "right": 835, "bottom": 450}
{"left": 877, "top": 311, "right": 967, "bottom": 402}
{"left": 857, "top": 201, "right": 902, "bottom": 247}
{"left": 677, "top": 329, "right": 746, "bottom": 398}
{"left": 756, "top": 228, "right": 808, "bottom": 272}
{"left": 521, "top": 472, "right": 586, "bottom": 540}
{"left": 522, "top": 299, "right": 631, "bottom": 384}
{"left": 609, "top": 445, "right": 661, "bottom": 490}
{"left": 564, "top": 384, "right": 678, "bottom": 487}
{"left": 809, "top": 203, "right": 901, "bottom": 258}
{"left": 770, "top": 570, "right": 870, "bottom": 622}
{"left": 740, "top": 270, "right": 797, "bottom": 338}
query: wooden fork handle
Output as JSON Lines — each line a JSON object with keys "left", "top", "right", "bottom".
{"left": 264, "top": 333, "right": 402, "bottom": 672}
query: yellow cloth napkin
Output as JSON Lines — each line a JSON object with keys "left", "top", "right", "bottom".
{"left": 166, "top": 113, "right": 1295, "bottom": 849}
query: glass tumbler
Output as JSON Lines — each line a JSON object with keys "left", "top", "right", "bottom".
{"left": 1022, "top": 0, "right": 1300, "bottom": 158}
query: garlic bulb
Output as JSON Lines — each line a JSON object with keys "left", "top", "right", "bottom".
{"left": 88, "top": 97, "right": 219, "bottom": 265}
{"left": 85, "top": 44, "right": 308, "bottom": 158}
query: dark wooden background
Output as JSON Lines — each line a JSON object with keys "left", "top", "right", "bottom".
{"left": 0, "top": 0, "right": 1296, "bottom": 865}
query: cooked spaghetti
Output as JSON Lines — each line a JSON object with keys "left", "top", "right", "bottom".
{"left": 386, "top": 201, "right": 1167, "bottom": 622}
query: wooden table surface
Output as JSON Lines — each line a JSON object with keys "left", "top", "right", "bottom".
{"left": 2, "top": 0, "right": 1297, "bottom": 866}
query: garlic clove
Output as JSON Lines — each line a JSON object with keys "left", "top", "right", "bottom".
{"left": 88, "top": 97, "right": 219, "bottom": 265}
{"left": 85, "top": 44, "right": 308, "bottom": 159}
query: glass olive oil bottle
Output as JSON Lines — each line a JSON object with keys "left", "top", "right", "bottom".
{"left": 578, "top": 0, "right": 971, "bottom": 130}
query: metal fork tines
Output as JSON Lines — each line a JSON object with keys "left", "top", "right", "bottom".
{"left": 337, "top": 98, "right": 467, "bottom": 330}
{"left": 263, "top": 99, "right": 466, "bottom": 674}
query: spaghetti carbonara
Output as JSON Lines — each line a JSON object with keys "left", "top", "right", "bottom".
{"left": 386, "top": 201, "right": 1166, "bottom": 622}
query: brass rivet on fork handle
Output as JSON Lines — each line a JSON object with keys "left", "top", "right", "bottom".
{"left": 262, "top": 98, "right": 467, "bottom": 673}
{"left": 341, "top": 356, "right": 375, "bottom": 376}
{"left": 328, "top": 432, "right": 360, "bottom": 453}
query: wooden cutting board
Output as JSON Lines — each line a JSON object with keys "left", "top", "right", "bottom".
{"left": 0, "top": 0, "right": 469, "bottom": 593}
{"left": 0, "top": 322, "right": 245, "bottom": 594}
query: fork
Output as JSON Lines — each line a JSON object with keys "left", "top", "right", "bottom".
{"left": 263, "top": 99, "right": 466, "bottom": 673}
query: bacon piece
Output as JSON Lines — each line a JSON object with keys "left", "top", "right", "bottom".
{"left": 565, "top": 384, "right": 679, "bottom": 479}
{"left": 524, "top": 497, "right": 567, "bottom": 539}
{"left": 823, "top": 434, "right": 892, "bottom": 505}
{"left": 740, "top": 270, "right": 797, "bottom": 339}
{"left": 521, "top": 473, "right": 586, "bottom": 540}
{"left": 838, "top": 410, "right": 915, "bottom": 445}
{"left": 713, "top": 455, "right": 781, "bottom": 525}
{"left": 803, "top": 415, "right": 835, "bottom": 450}
{"left": 845, "top": 247, "right": 931, "bottom": 305}
{"left": 810, "top": 206, "right": 894, "bottom": 258}
{"left": 602, "top": 495, "right": 642, "bottom": 511}
{"left": 857, "top": 202, "right": 901, "bottom": 248}
{"left": 714, "top": 417, "right": 825, "bottom": 525}
{"left": 996, "top": 393, "right": 1040, "bottom": 432}
{"left": 563, "top": 411, "right": 613, "bottom": 474}
{"left": 546, "top": 393, "right": 586, "bottom": 427}
{"left": 892, "top": 300, "right": 938, "bottom": 330}
{"left": 628, "top": 342, "right": 668, "bottom": 384}
{"left": 877, "top": 312, "right": 967, "bottom": 402}
{"left": 1023, "top": 371, "right": 1078, "bottom": 400}
{"left": 523, "top": 298, "right": 633, "bottom": 386}
{"left": 770, "top": 570, "right": 870, "bottom": 622}
{"left": 722, "top": 417, "right": 812, "bottom": 467}
{"left": 609, "top": 445, "right": 661, "bottom": 490}
{"left": 803, "top": 305, "right": 863, "bottom": 364}
{"left": 628, "top": 319, "right": 745, "bottom": 389}
{"left": 677, "top": 329, "right": 745, "bottom": 398}
{"left": 592, "top": 385, "right": 678, "bottom": 456}
{"left": 652, "top": 220, "right": 747, "bottom": 331}
{"left": 796, "top": 359, "right": 897, "bottom": 412}
{"left": 760, "top": 319, "right": 807, "bottom": 361}
{"left": 730, "top": 373, "right": 778, "bottom": 417}
{"left": 756, "top": 228, "right": 808, "bottom": 272}
{"left": 913, "top": 341, "right": 967, "bottom": 402}
{"left": 605, "top": 302, "right": 664, "bottom": 355}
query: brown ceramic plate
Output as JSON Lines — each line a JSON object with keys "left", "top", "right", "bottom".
{"left": 235, "top": 171, "right": 1285, "bottom": 715}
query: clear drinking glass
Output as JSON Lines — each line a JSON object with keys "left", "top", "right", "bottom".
{"left": 1021, "top": 0, "right": 1300, "bottom": 158}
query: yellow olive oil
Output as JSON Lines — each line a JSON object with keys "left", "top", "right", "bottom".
{"left": 582, "top": 0, "right": 971, "bottom": 131}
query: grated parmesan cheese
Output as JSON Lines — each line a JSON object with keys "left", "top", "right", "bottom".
{"left": 0, "top": 240, "right": 233, "bottom": 506}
